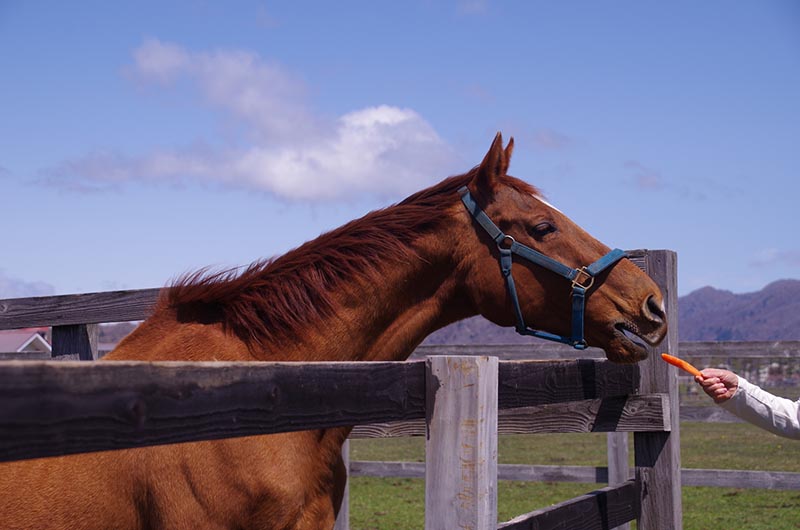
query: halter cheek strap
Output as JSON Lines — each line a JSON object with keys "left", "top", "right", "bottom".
{"left": 459, "top": 186, "right": 627, "bottom": 349}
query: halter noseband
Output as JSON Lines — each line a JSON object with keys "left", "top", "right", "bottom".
{"left": 459, "top": 186, "right": 627, "bottom": 349}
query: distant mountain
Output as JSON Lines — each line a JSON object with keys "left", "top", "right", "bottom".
{"left": 677, "top": 279, "right": 800, "bottom": 341}
{"left": 423, "top": 279, "right": 800, "bottom": 344}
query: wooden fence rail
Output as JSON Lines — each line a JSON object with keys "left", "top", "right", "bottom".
{"left": 0, "top": 360, "right": 426, "bottom": 462}
{"left": 348, "top": 460, "right": 800, "bottom": 491}
{"left": 1, "top": 249, "right": 684, "bottom": 529}
{"left": 0, "top": 288, "right": 160, "bottom": 328}
{"left": 0, "top": 355, "right": 662, "bottom": 529}
{"left": 498, "top": 480, "right": 641, "bottom": 530}
{"left": 0, "top": 358, "right": 659, "bottom": 463}
{"left": 414, "top": 342, "right": 800, "bottom": 360}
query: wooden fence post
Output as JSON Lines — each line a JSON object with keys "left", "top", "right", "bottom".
{"left": 51, "top": 324, "right": 98, "bottom": 360}
{"left": 425, "top": 355, "right": 498, "bottom": 530}
{"left": 634, "top": 250, "right": 682, "bottom": 530}
{"left": 607, "top": 432, "right": 631, "bottom": 530}
{"left": 334, "top": 439, "right": 350, "bottom": 530}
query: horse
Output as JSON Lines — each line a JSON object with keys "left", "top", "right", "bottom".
{"left": 0, "top": 134, "right": 667, "bottom": 530}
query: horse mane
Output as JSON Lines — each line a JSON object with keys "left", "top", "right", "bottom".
{"left": 158, "top": 170, "right": 539, "bottom": 347}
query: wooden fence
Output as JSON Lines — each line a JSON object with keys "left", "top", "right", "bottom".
{"left": 346, "top": 343, "right": 800, "bottom": 489}
{"left": 1, "top": 249, "right": 683, "bottom": 528}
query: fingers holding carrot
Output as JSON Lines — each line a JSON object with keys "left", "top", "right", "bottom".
{"left": 660, "top": 354, "right": 740, "bottom": 403}
{"left": 696, "top": 368, "right": 739, "bottom": 403}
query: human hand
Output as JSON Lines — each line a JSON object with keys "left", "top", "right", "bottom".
{"left": 695, "top": 368, "right": 739, "bottom": 404}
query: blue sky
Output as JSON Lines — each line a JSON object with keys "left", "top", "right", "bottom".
{"left": 1, "top": 0, "right": 798, "bottom": 299}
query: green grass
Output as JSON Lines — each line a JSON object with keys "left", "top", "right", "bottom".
{"left": 350, "top": 478, "right": 597, "bottom": 530}
{"left": 347, "top": 422, "right": 800, "bottom": 529}
{"left": 682, "top": 487, "right": 800, "bottom": 530}
{"left": 682, "top": 422, "right": 800, "bottom": 472}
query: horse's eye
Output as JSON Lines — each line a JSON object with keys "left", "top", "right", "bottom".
{"left": 528, "top": 222, "right": 556, "bottom": 238}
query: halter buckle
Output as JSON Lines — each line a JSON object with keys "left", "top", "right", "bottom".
{"left": 571, "top": 267, "right": 595, "bottom": 290}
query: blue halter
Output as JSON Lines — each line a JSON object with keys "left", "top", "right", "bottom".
{"left": 459, "top": 186, "right": 627, "bottom": 349}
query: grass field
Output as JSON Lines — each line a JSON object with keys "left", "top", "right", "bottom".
{"left": 347, "top": 421, "right": 800, "bottom": 529}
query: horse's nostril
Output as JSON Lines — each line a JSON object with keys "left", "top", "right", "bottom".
{"left": 645, "top": 295, "right": 666, "bottom": 324}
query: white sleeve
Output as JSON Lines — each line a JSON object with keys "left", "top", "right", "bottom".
{"left": 719, "top": 376, "right": 800, "bottom": 439}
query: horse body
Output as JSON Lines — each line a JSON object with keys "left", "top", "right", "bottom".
{"left": 0, "top": 134, "right": 667, "bottom": 529}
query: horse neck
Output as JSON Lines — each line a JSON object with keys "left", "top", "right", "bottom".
{"left": 280, "top": 231, "right": 473, "bottom": 363}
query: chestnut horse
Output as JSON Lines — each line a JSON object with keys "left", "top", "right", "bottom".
{"left": 0, "top": 134, "right": 667, "bottom": 529}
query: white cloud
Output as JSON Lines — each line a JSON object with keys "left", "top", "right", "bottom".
{"left": 0, "top": 270, "right": 55, "bottom": 299}
{"left": 229, "top": 105, "right": 456, "bottom": 199}
{"left": 130, "top": 38, "right": 321, "bottom": 143}
{"left": 131, "top": 38, "right": 190, "bottom": 84}
{"left": 45, "top": 39, "right": 458, "bottom": 200}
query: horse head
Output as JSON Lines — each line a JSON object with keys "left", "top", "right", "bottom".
{"left": 454, "top": 133, "right": 667, "bottom": 363}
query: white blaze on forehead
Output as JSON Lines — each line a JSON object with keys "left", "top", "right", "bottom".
{"left": 533, "top": 193, "right": 563, "bottom": 214}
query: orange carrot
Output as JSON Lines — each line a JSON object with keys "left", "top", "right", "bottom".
{"left": 660, "top": 353, "right": 702, "bottom": 377}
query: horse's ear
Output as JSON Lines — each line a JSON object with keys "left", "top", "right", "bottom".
{"left": 472, "top": 132, "right": 513, "bottom": 196}
{"left": 504, "top": 136, "right": 514, "bottom": 162}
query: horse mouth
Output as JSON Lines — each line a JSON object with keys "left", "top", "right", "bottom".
{"left": 611, "top": 321, "right": 659, "bottom": 361}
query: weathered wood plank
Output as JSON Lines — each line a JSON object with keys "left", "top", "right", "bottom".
{"left": 350, "top": 460, "right": 427, "bottom": 479}
{"left": 607, "top": 432, "right": 630, "bottom": 483}
{"left": 625, "top": 248, "right": 649, "bottom": 269}
{"left": 348, "top": 400, "right": 723, "bottom": 433}
{"left": 0, "top": 351, "right": 52, "bottom": 360}
{"left": 52, "top": 324, "right": 98, "bottom": 360}
{"left": 425, "top": 356, "right": 498, "bottom": 530}
{"left": 498, "top": 480, "right": 640, "bottom": 530}
{"left": 416, "top": 341, "right": 800, "bottom": 361}
{"left": 0, "top": 358, "right": 651, "bottom": 462}
{"left": 350, "top": 461, "right": 610, "bottom": 484}
{"left": 681, "top": 468, "right": 800, "bottom": 490}
{"left": 680, "top": 406, "right": 743, "bottom": 423}
{"left": 0, "top": 360, "right": 425, "bottom": 462}
{"left": 497, "top": 360, "right": 639, "bottom": 409}
{"left": 0, "top": 288, "right": 160, "bottom": 329}
{"left": 496, "top": 464, "right": 608, "bottom": 485}
{"left": 349, "top": 394, "right": 668, "bottom": 438}
{"left": 634, "top": 249, "right": 682, "bottom": 530}
{"left": 607, "top": 432, "right": 631, "bottom": 530}
{"left": 349, "top": 461, "right": 800, "bottom": 490}
{"left": 350, "top": 420, "right": 427, "bottom": 438}
{"left": 496, "top": 395, "right": 668, "bottom": 434}
{"left": 334, "top": 439, "right": 350, "bottom": 530}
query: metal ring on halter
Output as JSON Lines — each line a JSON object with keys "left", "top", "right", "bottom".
{"left": 498, "top": 235, "right": 516, "bottom": 250}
